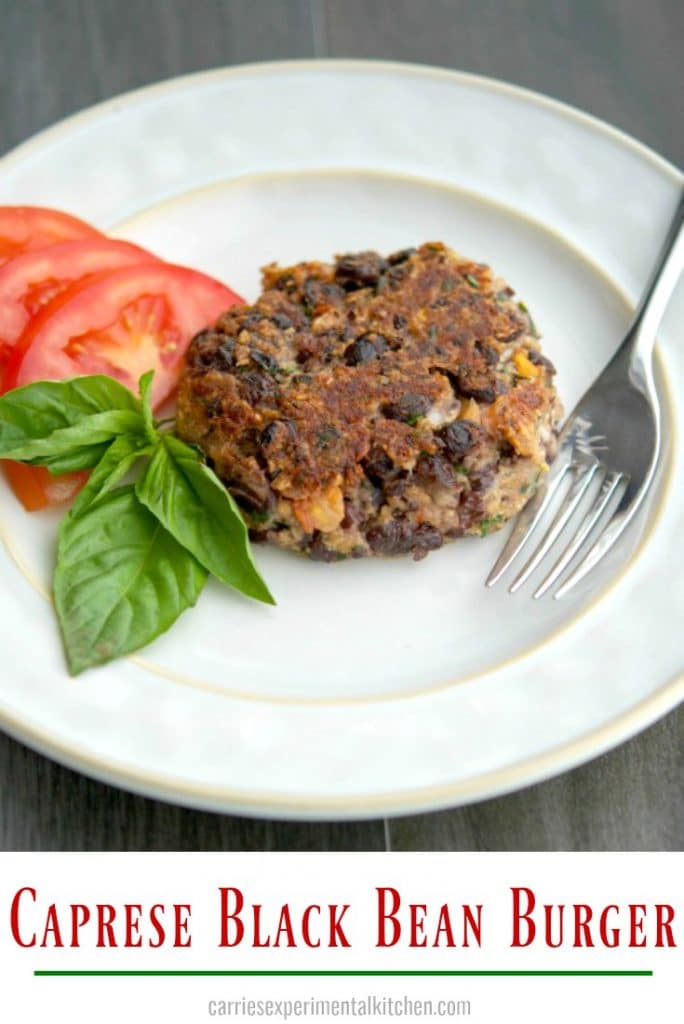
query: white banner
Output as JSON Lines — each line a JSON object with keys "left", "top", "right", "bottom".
{"left": 0, "top": 853, "right": 679, "bottom": 1022}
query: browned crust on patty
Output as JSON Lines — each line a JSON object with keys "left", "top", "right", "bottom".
{"left": 177, "top": 242, "right": 562, "bottom": 561}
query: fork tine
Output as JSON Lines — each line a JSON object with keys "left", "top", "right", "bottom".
{"left": 508, "top": 461, "right": 600, "bottom": 593}
{"left": 532, "top": 468, "right": 619, "bottom": 598}
{"left": 485, "top": 453, "right": 572, "bottom": 587}
{"left": 553, "top": 476, "right": 632, "bottom": 599}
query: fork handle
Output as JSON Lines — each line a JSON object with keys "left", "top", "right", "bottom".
{"left": 622, "top": 187, "right": 684, "bottom": 371}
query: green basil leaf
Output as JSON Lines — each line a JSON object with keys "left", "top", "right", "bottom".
{"left": 136, "top": 434, "right": 275, "bottom": 606}
{"left": 0, "top": 409, "right": 145, "bottom": 465}
{"left": 0, "top": 375, "right": 142, "bottom": 449}
{"left": 41, "top": 444, "right": 112, "bottom": 476}
{"left": 67, "top": 435, "right": 153, "bottom": 518}
{"left": 55, "top": 485, "right": 207, "bottom": 675}
{"left": 138, "top": 370, "right": 158, "bottom": 443}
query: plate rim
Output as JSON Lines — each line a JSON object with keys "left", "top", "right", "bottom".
{"left": 1, "top": 669, "right": 682, "bottom": 820}
{"left": 1, "top": 58, "right": 682, "bottom": 183}
{"left": 0, "top": 58, "right": 682, "bottom": 820}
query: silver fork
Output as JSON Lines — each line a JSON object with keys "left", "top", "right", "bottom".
{"left": 486, "top": 187, "right": 684, "bottom": 600}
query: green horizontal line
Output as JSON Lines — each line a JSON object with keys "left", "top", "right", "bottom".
{"left": 34, "top": 970, "right": 653, "bottom": 978}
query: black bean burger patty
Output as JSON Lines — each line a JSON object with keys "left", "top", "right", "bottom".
{"left": 177, "top": 242, "right": 562, "bottom": 561}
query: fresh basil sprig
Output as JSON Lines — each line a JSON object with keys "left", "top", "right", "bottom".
{"left": 0, "top": 375, "right": 146, "bottom": 473}
{"left": 55, "top": 486, "right": 209, "bottom": 675}
{"left": 135, "top": 434, "right": 273, "bottom": 604}
{"left": 0, "top": 372, "right": 275, "bottom": 675}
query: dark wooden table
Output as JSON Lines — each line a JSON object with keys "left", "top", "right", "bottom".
{"left": 1, "top": 0, "right": 682, "bottom": 851}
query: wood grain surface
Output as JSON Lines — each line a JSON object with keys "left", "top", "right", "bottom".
{"left": 0, "top": 0, "right": 681, "bottom": 851}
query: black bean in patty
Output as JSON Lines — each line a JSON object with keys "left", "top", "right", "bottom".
{"left": 414, "top": 453, "right": 455, "bottom": 488}
{"left": 345, "top": 332, "right": 388, "bottom": 366}
{"left": 309, "top": 534, "right": 344, "bottom": 562}
{"left": 363, "top": 446, "right": 399, "bottom": 484}
{"left": 186, "top": 331, "right": 235, "bottom": 371}
{"left": 382, "top": 393, "right": 432, "bottom": 423}
{"left": 335, "top": 251, "right": 388, "bottom": 290}
{"left": 270, "top": 313, "right": 293, "bottom": 330}
{"left": 366, "top": 519, "right": 443, "bottom": 558}
{"left": 303, "top": 277, "right": 346, "bottom": 312}
{"left": 227, "top": 478, "right": 275, "bottom": 518}
{"left": 469, "top": 463, "right": 498, "bottom": 493}
{"left": 475, "top": 340, "right": 500, "bottom": 366}
{"left": 456, "top": 378, "right": 499, "bottom": 404}
{"left": 238, "top": 370, "right": 279, "bottom": 405}
{"left": 259, "top": 419, "right": 297, "bottom": 448}
{"left": 438, "top": 420, "right": 479, "bottom": 459}
{"left": 345, "top": 337, "right": 378, "bottom": 366}
{"left": 250, "top": 349, "right": 279, "bottom": 375}
{"left": 388, "top": 247, "right": 417, "bottom": 265}
{"left": 412, "top": 523, "right": 444, "bottom": 558}
{"left": 366, "top": 520, "right": 414, "bottom": 555}
{"left": 528, "top": 350, "right": 556, "bottom": 374}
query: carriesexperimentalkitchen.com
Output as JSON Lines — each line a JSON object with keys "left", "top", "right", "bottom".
{"left": 207, "top": 996, "right": 471, "bottom": 1019}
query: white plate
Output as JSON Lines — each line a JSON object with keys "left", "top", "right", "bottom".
{"left": 0, "top": 60, "right": 682, "bottom": 819}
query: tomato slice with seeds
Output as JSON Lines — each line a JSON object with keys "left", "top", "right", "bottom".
{"left": 2, "top": 263, "right": 243, "bottom": 510}
{"left": 0, "top": 238, "right": 158, "bottom": 383}
{"left": 4, "top": 263, "right": 244, "bottom": 408}
{"left": 0, "top": 206, "right": 102, "bottom": 267}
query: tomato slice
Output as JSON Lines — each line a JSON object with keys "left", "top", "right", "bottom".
{"left": 4, "top": 262, "right": 243, "bottom": 408}
{"left": 3, "top": 462, "right": 89, "bottom": 512}
{"left": 0, "top": 206, "right": 102, "bottom": 268}
{"left": 0, "top": 238, "right": 158, "bottom": 382}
